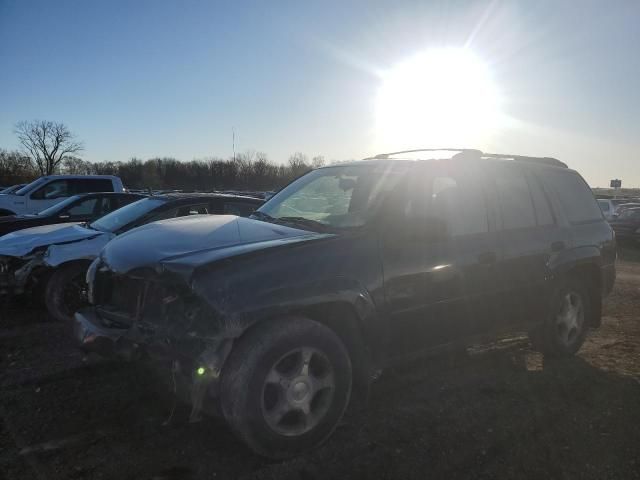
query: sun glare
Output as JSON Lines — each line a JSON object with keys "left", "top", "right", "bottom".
{"left": 375, "top": 48, "right": 502, "bottom": 151}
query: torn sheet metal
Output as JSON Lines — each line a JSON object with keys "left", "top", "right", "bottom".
{"left": 44, "top": 233, "right": 113, "bottom": 267}
{"left": 0, "top": 222, "right": 102, "bottom": 257}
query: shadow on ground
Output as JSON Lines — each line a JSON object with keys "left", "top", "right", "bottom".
{"left": 2, "top": 309, "right": 638, "bottom": 480}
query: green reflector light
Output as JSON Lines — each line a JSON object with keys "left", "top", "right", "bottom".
{"left": 196, "top": 367, "right": 206, "bottom": 376}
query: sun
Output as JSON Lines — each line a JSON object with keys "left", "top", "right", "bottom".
{"left": 375, "top": 48, "right": 502, "bottom": 151}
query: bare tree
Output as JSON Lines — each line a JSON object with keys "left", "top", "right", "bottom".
{"left": 62, "top": 156, "right": 93, "bottom": 175}
{"left": 14, "top": 120, "right": 84, "bottom": 175}
{"left": 311, "top": 155, "right": 326, "bottom": 168}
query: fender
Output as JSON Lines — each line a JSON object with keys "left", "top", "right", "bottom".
{"left": 194, "top": 274, "right": 378, "bottom": 336}
{"left": 44, "top": 234, "right": 114, "bottom": 267}
{"left": 192, "top": 272, "right": 383, "bottom": 378}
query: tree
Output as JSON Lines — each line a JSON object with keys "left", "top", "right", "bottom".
{"left": 311, "top": 155, "right": 326, "bottom": 168}
{"left": 14, "top": 120, "right": 84, "bottom": 175}
{"left": 62, "top": 156, "right": 93, "bottom": 175}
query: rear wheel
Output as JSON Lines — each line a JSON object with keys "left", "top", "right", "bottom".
{"left": 530, "top": 279, "right": 592, "bottom": 357}
{"left": 220, "top": 317, "right": 352, "bottom": 458}
{"left": 45, "top": 262, "right": 90, "bottom": 323}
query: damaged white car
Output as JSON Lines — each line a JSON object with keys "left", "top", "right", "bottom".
{"left": 0, "top": 193, "right": 263, "bottom": 322}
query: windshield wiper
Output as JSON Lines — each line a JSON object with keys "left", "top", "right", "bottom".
{"left": 251, "top": 211, "right": 332, "bottom": 232}
{"left": 251, "top": 211, "right": 276, "bottom": 222}
{"left": 275, "top": 216, "right": 331, "bottom": 232}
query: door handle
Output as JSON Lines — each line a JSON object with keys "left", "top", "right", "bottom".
{"left": 551, "top": 241, "right": 566, "bottom": 252}
{"left": 477, "top": 251, "right": 497, "bottom": 265}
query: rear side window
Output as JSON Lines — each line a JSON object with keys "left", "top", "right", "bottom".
{"left": 495, "top": 168, "right": 536, "bottom": 230}
{"left": 541, "top": 170, "right": 602, "bottom": 223}
{"left": 77, "top": 179, "right": 114, "bottom": 193}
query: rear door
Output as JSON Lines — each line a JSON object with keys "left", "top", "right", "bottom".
{"left": 383, "top": 162, "right": 502, "bottom": 355}
{"left": 489, "top": 164, "right": 568, "bottom": 330}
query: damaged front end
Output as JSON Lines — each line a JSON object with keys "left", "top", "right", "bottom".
{"left": 75, "top": 257, "right": 238, "bottom": 421}
{"left": 0, "top": 251, "right": 46, "bottom": 296}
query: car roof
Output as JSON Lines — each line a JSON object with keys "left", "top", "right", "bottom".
{"left": 322, "top": 153, "right": 571, "bottom": 172}
{"left": 73, "top": 192, "right": 145, "bottom": 197}
{"left": 39, "top": 174, "right": 120, "bottom": 180}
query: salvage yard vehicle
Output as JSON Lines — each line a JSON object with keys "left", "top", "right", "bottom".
{"left": 0, "top": 193, "right": 263, "bottom": 322}
{"left": 74, "top": 149, "right": 616, "bottom": 458}
{"left": 597, "top": 198, "right": 635, "bottom": 220}
{"left": 0, "top": 175, "right": 125, "bottom": 216}
{"left": 0, "top": 192, "right": 145, "bottom": 237}
{"left": 0, "top": 183, "right": 27, "bottom": 194}
{"left": 608, "top": 207, "right": 640, "bottom": 243}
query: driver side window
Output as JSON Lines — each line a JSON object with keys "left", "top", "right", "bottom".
{"left": 31, "top": 180, "right": 71, "bottom": 200}
{"left": 64, "top": 198, "right": 99, "bottom": 218}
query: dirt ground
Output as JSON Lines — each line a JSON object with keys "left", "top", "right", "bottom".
{"left": 1, "top": 262, "right": 639, "bottom": 480}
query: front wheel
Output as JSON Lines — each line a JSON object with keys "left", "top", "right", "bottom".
{"left": 220, "top": 317, "right": 352, "bottom": 458}
{"left": 530, "top": 279, "right": 592, "bottom": 357}
{"left": 45, "top": 263, "right": 90, "bottom": 323}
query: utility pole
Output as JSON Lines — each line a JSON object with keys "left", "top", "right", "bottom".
{"left": 232, "top": 127, "right": 236, "bottom": 162}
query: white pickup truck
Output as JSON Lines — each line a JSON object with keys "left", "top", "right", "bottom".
{"left": 0, "top": 175, "right": 125, "bottom": 215}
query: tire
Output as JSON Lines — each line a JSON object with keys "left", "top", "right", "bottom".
{"left": 45, "top": 262, "right": 90, "bottom": 323}
{"left": 220, "top": 316, "right": 352, "bottom": 458}
{"left": 529, "top": 278, "right": 592, "bottom": 357}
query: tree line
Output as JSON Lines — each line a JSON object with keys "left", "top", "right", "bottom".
{"left": 0, "top": 149, "right": 325, "bottom": 191}
{"left": 1, "top": 120, "right": 329, "bottom": 191}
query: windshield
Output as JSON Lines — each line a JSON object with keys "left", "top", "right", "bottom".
{"left": 90, "top": 197, "right": 165, "bottom": 233}
{"left": 256, "top": 163, "right": 409, "bottom": 229}
{"left": 14, "top": 177, "right": 47, "bottom": 196}
{"left": 36, "top": 195, "right": 83, "bottom": 216}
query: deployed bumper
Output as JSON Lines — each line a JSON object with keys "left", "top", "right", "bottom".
{"left": 74, "top": 307, "right": 135, "bottom": 358}
{"left": 0, "top": 254, "right": 44, "bottom": 295}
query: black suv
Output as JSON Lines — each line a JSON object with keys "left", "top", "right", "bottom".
{"left": 74, "top": 149, "right": 616, "bottom": 458}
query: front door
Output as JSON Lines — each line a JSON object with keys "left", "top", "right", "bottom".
{"left": 382, "top": 162, "right": 501, "bottom": 357}
{"left": 27, "top": 179, "right": 72, "bottom": 213}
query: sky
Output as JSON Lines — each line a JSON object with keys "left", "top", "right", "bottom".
{"left": 0, "top": 0, "right": 638, "bottom": 186}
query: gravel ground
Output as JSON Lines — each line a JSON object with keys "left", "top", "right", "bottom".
{"left": 1, "top": 262, "right": 639, "bottom": 480}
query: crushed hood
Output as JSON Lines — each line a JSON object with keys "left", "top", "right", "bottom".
{"left": 0, "top": 222, "right": 103, "bottom": 257}
{"left": 101, "top": 215, "right": 330, "bottom": 275}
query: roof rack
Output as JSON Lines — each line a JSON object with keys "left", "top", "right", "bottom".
{"left": 482, "top": 152, "right": 567, "bottom": 168}
{"left": 369, "top": 149, "right": 567, "bottom": 168}
{"left": 371, "top": 148, "right": 481, "bottom": 159}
